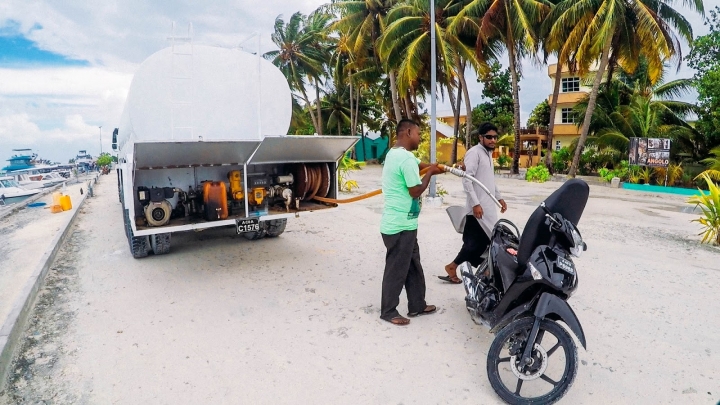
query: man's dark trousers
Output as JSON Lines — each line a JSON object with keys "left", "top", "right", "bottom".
{"left": 380, "top": 230, "right": 427, "bottom": 320}
{"left": 453, "top": 215, "right": 491, "bottom": 267}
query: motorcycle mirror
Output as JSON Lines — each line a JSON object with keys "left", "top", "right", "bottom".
{"left": 540, "top": 201, "right": 553, "bottom": 216}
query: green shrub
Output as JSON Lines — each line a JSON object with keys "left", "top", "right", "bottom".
{"left": 526, "top": 165, "right": 551, "bottom": 183}
{"left": 497, "top": 154, "right": 512, "bottom": 168}
{"left": 598, "top": 167, "right": 613, "bottom": 182}
{"left": 598, "top": 161, "right": 629, "bottom": 182}
{"left": 687, "top": 172, "right": 720, "bottom": 245}
{"left": 552, "top": 147, "right": 572, "bottom": 173}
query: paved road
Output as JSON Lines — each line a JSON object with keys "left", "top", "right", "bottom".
{"left": 1, "top": 167, "right": 718, "bottom": 404}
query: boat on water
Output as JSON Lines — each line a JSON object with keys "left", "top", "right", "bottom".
{"left": 2, "top": 149, "right": 37, "bottom": 172}
{"left": 12, "top": 170, "right": 66, "bottom": 189}
{"left": 75, "top": 150, "right": 94, "bottom": 169}
{"left": 0, "top": 176, "right": 41, "bottom": 205}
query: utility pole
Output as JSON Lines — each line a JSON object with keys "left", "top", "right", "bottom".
{"left": 429, "top": 0, "right": 437, "bottom": 197}
{"left": 99, "top": 126, "right": 103, "bottom": 155}
{"left": 425, "top": 0, "right": 443, "bottom": 207}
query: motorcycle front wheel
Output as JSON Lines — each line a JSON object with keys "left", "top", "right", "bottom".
{"left": 487, "top": 317, "right": 578, "bottom": 405}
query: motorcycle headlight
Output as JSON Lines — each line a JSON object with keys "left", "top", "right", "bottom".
{"left": 568, "top": 227, "right": 584, "bottom": 257}
{"left": 570, "top": 244, "right": 583, "bottom": 258}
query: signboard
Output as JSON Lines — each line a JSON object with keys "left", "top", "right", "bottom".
{"left": 628, "top": 137, "right": 670, "bottom": 167}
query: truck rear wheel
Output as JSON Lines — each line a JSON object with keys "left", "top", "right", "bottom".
{"left": 265, "top": 219, "right": 287, "bottom": 238}
{"left": 124, "top": 209, "right": 149, "bottom": 258}
{"left": 150, "top": 233, "right": 171, "bottom": 255}
{"left": 243, "top": 228, "right": 267, "bottom": 240}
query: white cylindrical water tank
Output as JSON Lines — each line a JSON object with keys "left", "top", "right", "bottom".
{"left": 118, "top": 44, "right": 292, "bottom": 145}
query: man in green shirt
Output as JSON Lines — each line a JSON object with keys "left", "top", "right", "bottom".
{"left": 380, "top": 119, "right": 443, "bottom": 326}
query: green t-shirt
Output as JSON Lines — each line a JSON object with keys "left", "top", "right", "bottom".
{"left": 381, "top": 147, "right": 422, "bottom": 235}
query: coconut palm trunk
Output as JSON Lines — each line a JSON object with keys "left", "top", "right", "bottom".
{"left": 508, "top": 44, "right": 523, "bottom": 174}
{"left": 568, "top": 35, "right": 613, "bottom": 177}
{"left": 315, "top": 82, "right": 323, "bottom": 135}
{"left": 299, "top": 87, "right": 320, "bottom": 134}
{"left": 546, "top": 62, "right": 563, "bottom": 172}
{"left": 389, "top": 71, "right": 403, "bottom": 122}
{"left": 349, "top": 77, "right": 354, "bottom": 135}
{"left": 403, "top": 92, "right": 412, "bottom": 119}
{"left": 451, "top": 81, "right": 463, "bottom": 164}
{"left": 459, "top": 62, "right": 473, "bottom": 150}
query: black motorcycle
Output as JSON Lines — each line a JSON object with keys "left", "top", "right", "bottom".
{"left": 458, "top": 179, "right": 589, "bottom": 404}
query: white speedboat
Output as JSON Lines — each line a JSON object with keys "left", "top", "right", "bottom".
{"left": 9, "top": 168, "right": 66, "bottom": 190}
{"left": 0, "top": 176, "right": 41, "bottom": 205}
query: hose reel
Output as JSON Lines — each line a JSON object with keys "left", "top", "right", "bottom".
{"left": 291, "top": 163, "right": 331, "bottom": 203}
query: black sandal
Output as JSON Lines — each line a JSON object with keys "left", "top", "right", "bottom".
{"left": 437, "top": 275, "right": 462, "bottom": 284}
{"left": 408, "top": 305, "right": 437, "bottom": 317}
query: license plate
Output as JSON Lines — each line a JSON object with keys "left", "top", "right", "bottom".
{"left": 236, "top": 218, "right": 260, "bottom": 234}
{"left": 556, "top": 256, "right": 575, "bottom": 274}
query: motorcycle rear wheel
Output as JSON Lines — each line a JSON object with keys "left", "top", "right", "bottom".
{"left": 487, "top": 317, "right": 578, "bottom": 405}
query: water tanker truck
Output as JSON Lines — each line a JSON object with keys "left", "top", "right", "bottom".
{"left": 113, "top": 44, "right": 358, "bottom": 257}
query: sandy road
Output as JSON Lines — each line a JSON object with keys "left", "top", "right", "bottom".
{"left": 1, "top": 166, "right": 718, "bottom": 404}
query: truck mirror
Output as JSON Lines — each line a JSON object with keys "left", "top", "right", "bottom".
{"left": 112, "top": 128, "right": 118, "bottom": 150}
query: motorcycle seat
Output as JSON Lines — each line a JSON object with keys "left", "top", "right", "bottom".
{"left": 516, "top": 179, "right": 589, "bottom": 267}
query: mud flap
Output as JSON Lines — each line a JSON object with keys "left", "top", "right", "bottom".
{"left": 534, "top": 293, "right": 587, "bottom": 349}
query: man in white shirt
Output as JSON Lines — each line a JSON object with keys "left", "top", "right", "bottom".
{"left": 439, "top": 122, "right": 507, "bottom": 284}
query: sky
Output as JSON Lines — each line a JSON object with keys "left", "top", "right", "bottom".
{"left": 0, "top": 0, "right": 713, "bottom": 164}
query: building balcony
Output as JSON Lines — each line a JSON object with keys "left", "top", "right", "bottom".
{"left": 552, "top": 124, "right": 581, "bottom": 136}
{"left": 547, "top": 92, "right": 587, "bottom": 104}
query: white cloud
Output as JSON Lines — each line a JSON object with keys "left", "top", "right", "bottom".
{"left": 0, "top": 66, "right": 131, "bottom": 162}
{"left": 0, "top": 0, "right": 711, "bottom": 164}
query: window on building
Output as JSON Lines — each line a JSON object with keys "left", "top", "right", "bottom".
{"left": 555, "top": 140, "right": 562, "bottom": 151}
{"left": 561, "top": 108, "right": 576, "bottom": 124}
{"left": 561, "top": 77, "right": 580, "bottom": 92}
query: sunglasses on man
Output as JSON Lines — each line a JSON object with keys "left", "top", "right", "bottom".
{"left": 482, "top": 134, "right": 498, "bottom": 140}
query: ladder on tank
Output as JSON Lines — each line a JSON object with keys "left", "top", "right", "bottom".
{"left": 168, "top": 22, "right": 194, "bottom": 140}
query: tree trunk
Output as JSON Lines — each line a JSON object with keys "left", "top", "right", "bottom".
{"left": 349, "top": 76, "right": 354, "bottom": 136}
{"left": 360, "top": 123, "right": 366, "bottom": 161}
{"left": 546, "top": 61, "right": 563, "bottom": 173}
{"left": 412, "top": 87, "right": 418, "bottom": 116}
{"left": 299, "top": 87, "right": 319, "bottom": 135}
{"left": 389, "top": 71, "right": 403, "bottom": 122}
{"left": 354, "top": 85, "right": 361, "bottom": 136}
{"left": 315, "top": 81, "right": 323, "bottom": 135}
{"left": 451, "top": 80, "right": 463, "bottom": 164}
{"left": 508, "top": 45, "right": 522, "bottom": 174}
{"left": 459, "top": 60, "right": 473, "bottom": 150}
{"left": 403, "top": 92, "right": 412, "bottom": 120}
{"left": 568, "top": 35, "right": 613, "bottom": 178}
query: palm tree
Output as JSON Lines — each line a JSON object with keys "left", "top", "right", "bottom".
{"left": 699, "top": 147, "right": 720, "bottom": 181}
{"left": 567, "top": 69, "right": 697, "bottom": 173}
{"left": 378, "top": 0, "right": 480, "bottom": 151}
{"left": 451, "top": 0, "right": 552, "bottom": 174}
{"left": 305, "top": 11, "right": 335, "bottom": 135}
{"left": 331, "top": 0, "right": 404, "bottom": 122}
{"left": 264, "top": 12, "right": 332, "bottom": 135}
{"left": 550, "top": 0, "right": 704, "bottom": 177}
{"left": 540, "top": 0, "right": 575, "bottom": 172}
{"left": 322, "top": 86, "right": 353, "bottom": 134}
